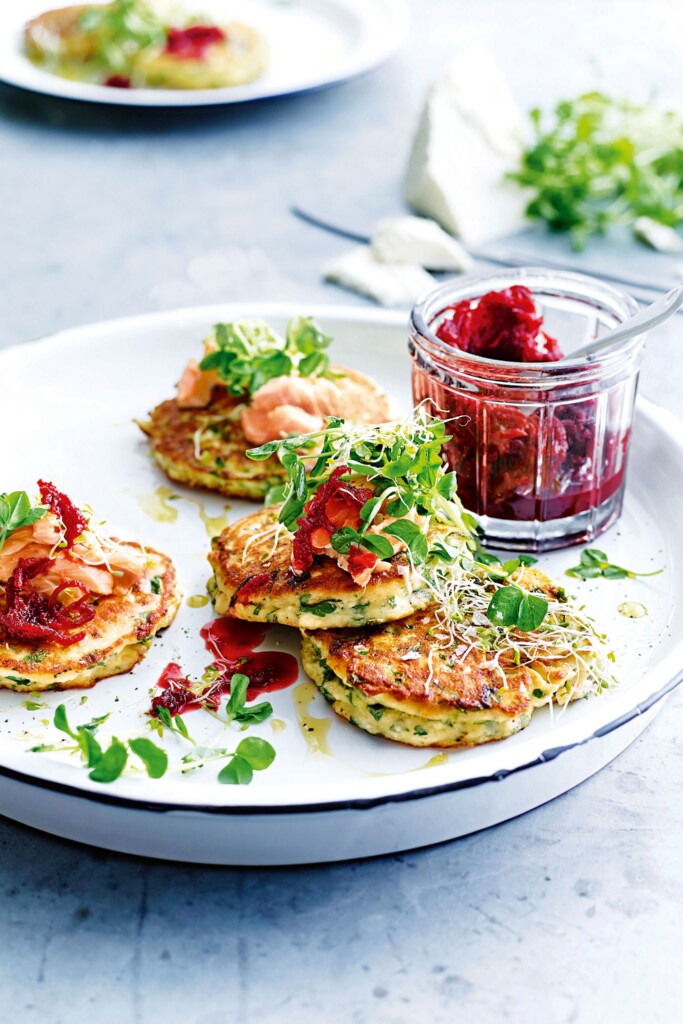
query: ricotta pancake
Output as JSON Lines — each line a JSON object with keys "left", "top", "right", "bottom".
{"left": 138, "top": 389, "right": 286, "bottom": 501}
{"left": 208, "top": 504, "right": 464, "bottom": 630}
{"left": 301, "top": 568, "right": 606, "bottom": 748}
{"left": 140, "top": 317, "right": 394, "bottom": 500}
{"left": 0, "top": 546, "right": 179, "bottom": 691}
{"left": 25, "top": 2, "right": 267, "bottom": 90}
{"left": 0, "top": 481, "right": 180, "bottom": 690}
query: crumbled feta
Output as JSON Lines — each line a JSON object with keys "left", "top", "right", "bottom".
{"left": 633, "top": 217, "right": 683, "bottom": 252}
{"left": 324, "top": 247, "right": 436, "bottom": 307}
{"left": 370, "top": 215, "right": 472, "bottom": 271}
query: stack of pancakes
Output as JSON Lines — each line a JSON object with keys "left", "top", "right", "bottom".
{"left": 208, "top": 506, "right": 598, "bottom": 749}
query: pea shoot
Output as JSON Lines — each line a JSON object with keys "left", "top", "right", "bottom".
{"left": 247, "top": 406, "right": 472, "bottom": 567}
{"left": 511, "top": 92, "right": 683, "bottom": 250}
{"left": 199, "top": 316, "right": 335, "bottom": 397}
{"left": 0, "top": 491, "right": 47, "bottom": 553}
{"left": 566, "top": 548, "right": 663, "bottom": 581}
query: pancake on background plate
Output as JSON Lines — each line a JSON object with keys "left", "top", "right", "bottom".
{"left": 25, "top": 0, "right": 268, "bottom": 90}
{"left": 302, "top": 565, "right": 610, "bottom": 748}
{"left": 0, "top": 481, "right": 179, "bottom": 691}
{"left": 140, "top": 316, "right": 394, "bottom": 500}
{"left": 208, "top": 407, "right": 474, "bottom": 628}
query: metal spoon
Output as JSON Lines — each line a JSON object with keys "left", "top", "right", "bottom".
{"left": 564, "top": 284, "right": 683, "bottom": 361}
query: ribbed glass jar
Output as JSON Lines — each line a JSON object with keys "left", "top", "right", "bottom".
{"left": 409, "top": 269, "right": 645, "bottom": 552}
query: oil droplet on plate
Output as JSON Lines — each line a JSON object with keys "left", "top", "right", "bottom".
{"left": 138, "top": 486, "right": 179, "bottom": 524}
{"left": 417, "top": 753, "right": 449, "bottom": 770}
{"left": 186, "top": 594, "right": 209, "bottom": 609}
{"left": 270, "top": 718, "right": 286, "bottom": 734}
{"left": 618, "top": 601, "right": 648, "bottom": 619}
{"left": 182, "top": 496, "right": 231, "bottom": 538}
{"left": 293, "top": 682, "right": 331, "bottom": 756}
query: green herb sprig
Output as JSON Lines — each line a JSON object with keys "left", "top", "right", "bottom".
{"left": 181, "top": 736, "right": 276, "bottom": 785}
{"left": 79, "top": 0, "right": 166, "bottom": 75}
{"left": 511, "top": 92, "right": 683, "bottom": 250}
{"left": 31, "top": 704, "right": 167, "bottom": 783}
{"left": 223, "top": 673, "right": 273, "bottom": 726}
{"left": 566, "top": 548, "right": 663, "bottom": 581}
{"left": 199, "top": 317, "right": 334, "bottom": 397}
{"left": 248, "top": 407, "right": 472, "bottom": 567}
{"left": 0, "top": 491, "right": 47, "bottom": 553}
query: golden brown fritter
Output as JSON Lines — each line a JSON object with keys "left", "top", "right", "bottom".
{"left": 139, "top": 389, "right": 286, "bottom": 500}
{"left": 207, "top": 505, "right": 464, "bottom": 630}
{"left": 301, "top": 567, "right": 598, "bottom": 747}
{"left": 0, "top": 545, "right": 180, "bottom": 691}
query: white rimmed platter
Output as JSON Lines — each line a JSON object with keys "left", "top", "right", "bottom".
{"left": 0, "top": 0, "right": 409, "bottom": 107}
{"left": 0, "top": 303, "right": 681, "bottom": 864}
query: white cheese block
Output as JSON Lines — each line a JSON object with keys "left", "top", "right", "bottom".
{"left": 324, "top": 247, "right": 437, "bottom": 307}
{"left": 634, "top": 217, "right": 683, "bottom": 253}
{"left": 405, "top": 47, "right": 530, "bottom": 245}
{"left": 370, "top": 215, "right": 473, "bottom": 271}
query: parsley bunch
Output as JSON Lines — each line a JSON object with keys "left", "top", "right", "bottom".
{"left": 79, "top": 0, "right": 166, "bottom": 74}
{"left": 0, "top": 491, "right": 47, "bottom": 553}
{"left": 199, "top": 317, "right": 334, "bottom": 397}
{"left": 248, "top": 408, "right": 472, "bottom": 567}
{"left": 511, "top": 92, "right": 683, "bottom": 250}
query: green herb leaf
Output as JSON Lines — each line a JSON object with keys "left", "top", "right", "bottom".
{"left": 88, "top": 738, "right": 128, "bottom": 783}
{"left": 77, "top": 728, "right": 103, "bottom": 768}
{"left": 150, "top": 576, "right": 162, "bottom": 595}
{"left": 226, "top": 673, "right": 249, "bottom": 718}
{"left": 128, "top": 737, "right": 168, "bottom": 779}
{"left": 218, "top": 755, "right": 254, "bottom": 785}
{"left": 235, "top": 737, "right": 276, "bottom": 770}
{"left": 486, "top": 584, "right": 548, "bottom": 632}
{"left": 299, "top": 595, "right": 340, "bottom": 617}
{"left": 0, "top": 490, "right": 47, "bottom": 552}
{"left": 382, "top": 520, "right": 429, "bottom": 563}
{"left": 54, "top": 704, "right": 77, "bottom": 740}
{"left": 566, "top": 547, "right": 663, "bottom": 581}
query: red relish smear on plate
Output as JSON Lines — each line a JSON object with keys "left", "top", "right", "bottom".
{"left": 150, "top": 619, "right": 298, "bottom": 718}
{"left": 164, "top": 26, "right": 226, "bottom": 60}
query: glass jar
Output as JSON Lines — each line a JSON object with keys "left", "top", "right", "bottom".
{"left": 409, "top": 269, "right": 645, "bottom": 552}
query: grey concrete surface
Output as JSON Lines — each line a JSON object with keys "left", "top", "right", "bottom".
{"left": 0, "top": 1, "right": 682, "bottom": 1021}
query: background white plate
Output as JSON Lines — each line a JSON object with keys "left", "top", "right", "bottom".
{"left": 0, "top": 303, "right": 681, "bottom": 863}
{"left": 0, "top": 0, "right": 409, "bottom": 106}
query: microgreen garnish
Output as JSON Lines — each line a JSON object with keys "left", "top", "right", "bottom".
{"left": 32, "top": 704, "right": 167, "bottom": 783}
{"left": 511, "top": 92, "right": 683, "bottom": 250}
{"left": 78, "top": 0, "right": 166, "bottom": 75}
{"left": 199, "top": 317, "right": 334, "bottom": 397}
{"left": 224, "top": 673, "right": 273, "bottom": 726}
{"left": 182, "top": 736, "right": 276, "bottom": 785}
{"left": 152, "top": 705, "right": 193, "bottom": 742}
{"left": 0, "top": 491, "right": 47, "bottom": 553}
{"left": 566, "top": 549, "right": 663, "bottom": 581}
{"left": 247, "top": 406, "right": 472, "bottom": 566}
{"left": 486, "top": 584, "right": 549, "bottom": 632}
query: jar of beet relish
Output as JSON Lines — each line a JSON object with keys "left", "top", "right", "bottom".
{"left": 409, "top": 269, "right": 645, "bottom": 552}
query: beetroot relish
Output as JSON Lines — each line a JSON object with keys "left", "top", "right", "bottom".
{"left": 292, "top": 466, "right": 374, "bottom": 574}
{"left": 0, "top": 557, "right": 95, "bottom": 647}
{"left": 104, "top": 75, "right": 132, "bottom": 88}
{"left": 38, "top": 480, "right": 88, "bottom": 548}
{"left": 164, "top": 25, "right": 226, "bottom": 59}
{"left": 150, "top": 619, "right": 298, "bottom": 717}
{"left": 436, "top": 286, "right": 564, "bottom": 363}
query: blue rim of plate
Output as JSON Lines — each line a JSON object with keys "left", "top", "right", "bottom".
{"left": 0, "top": 666, "right": 679, "bottom": 815}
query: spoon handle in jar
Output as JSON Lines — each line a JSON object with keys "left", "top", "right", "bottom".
{"left": 570, "top": 285, "right": 683, "bottom": 360}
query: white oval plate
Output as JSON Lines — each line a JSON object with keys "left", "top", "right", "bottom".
{"left": 0, "top": 303, "right": 681, "bottom": 864}
{"left": 0, "top": 0, "right": 408, "bottom": 106}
